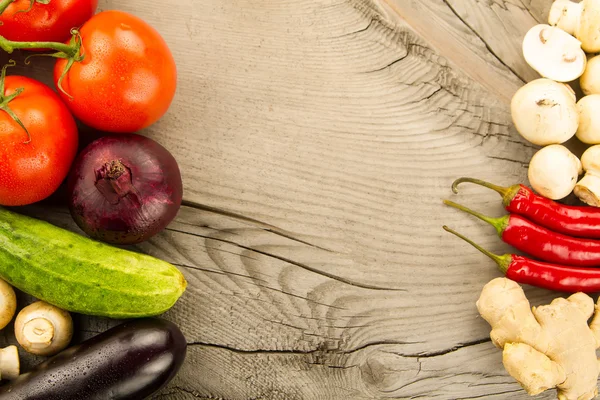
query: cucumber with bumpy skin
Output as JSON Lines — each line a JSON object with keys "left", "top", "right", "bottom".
{"left": 0, "top": 207, "right": 187, "bottom": 318}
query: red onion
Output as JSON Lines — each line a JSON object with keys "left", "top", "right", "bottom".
{"left": 67, "top": 134, "right": 183, "bottom": 245}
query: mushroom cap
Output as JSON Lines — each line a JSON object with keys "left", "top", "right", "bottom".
{"left": 511, "top": 78, "right": 578, "bottom": 146}
{"left": 580, "top": 55, "right": 600, "bottom": 95}
{"left": 0, "top": 279, "right": 16, "bottom": 331}
{"left": 576, "top": 95, "right": 600, "bottom": 144}
{"left": 576, "top": 0, "right": 600, "bottom": 53}
{"left": 574, "top": 145, "right": 600, "bottom": 205}
{"left": 528, "top": 144, "right": 582, "bottom": 200}
{"left": 548, "top": 0, "right": 582, "bottom": 35}
{"left": 14, "top": 301, "right": 73, "bottom": 356}
{"left": 523, "top": 24, "right": 586, "bottom": 82}
{"left": 580, "top": 144, "right": 600, "bottom": 172}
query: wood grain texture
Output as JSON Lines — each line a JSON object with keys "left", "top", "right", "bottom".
{"left": 0, "top": 0, "right": 567, "bottom": 398}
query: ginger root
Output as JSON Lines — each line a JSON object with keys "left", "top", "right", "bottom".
{"left": 476, "top": 278, "right": 600, "bottom": 400}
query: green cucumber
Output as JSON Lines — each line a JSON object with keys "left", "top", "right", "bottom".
{"left": 0, "top": 207, "right": 187, "bottom": 318}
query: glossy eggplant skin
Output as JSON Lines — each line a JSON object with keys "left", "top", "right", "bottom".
{"left": 0, "top": 318, "right": 187, "bottom": 400}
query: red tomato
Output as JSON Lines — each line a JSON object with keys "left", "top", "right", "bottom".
{"left": 0, "top": 0, "right": 98, "bottom": 43}
{"left": 54, "top": 10, "right": 177, "bottom": 133}
{"left": 0, "top": 76, "right": 78, "bottom": 206}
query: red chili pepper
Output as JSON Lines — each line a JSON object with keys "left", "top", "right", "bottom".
{"left": 444, "top": 200, "right": 600, "bottom": 267}
{"left": 443, "top": 226, "right": 600, "bottom": 293}
{"left": 452, "top": 177, "right": 600, "bottom": 239}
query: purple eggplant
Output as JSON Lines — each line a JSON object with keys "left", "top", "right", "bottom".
{"left": 0, "top": 318, "right": 187, "bottom": 400}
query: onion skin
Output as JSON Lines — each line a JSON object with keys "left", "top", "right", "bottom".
{"left": 67, "top": 134, "right": 183, "bottom": 245}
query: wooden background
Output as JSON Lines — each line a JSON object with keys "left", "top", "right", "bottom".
{"left": 0, "top": 0, "right": 578, "bottom": 398}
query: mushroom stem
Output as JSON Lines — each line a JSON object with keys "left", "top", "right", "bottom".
{"left": 22, "top": 318, "right": 55, "bottom": 345}
{"left": 574, "top": 145, "right": 600, "bottom": 206}
{"left": 575, "top": 174, "right": 600, "bottom": 206}
{"left": 14, "top": 301, "right": 73, "bottom": 356}
{"left": 549, "top": 0, "right": 583, "bottom": 35}
{"left": 0, "top": 346, "right": 19, "bottom": 381}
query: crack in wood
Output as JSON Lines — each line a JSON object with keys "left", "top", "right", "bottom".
{"left": 262, "top": 318, "right": 307, "bottom": 331}
{"left": 454, "top": 388, "right": 523, "bottom": 399}
{"left": 506, "top": 138, "right": 539, "bottom": 150}
{"left": 422, "top": 85, "right": 444, "bottom": 101}
{"left": 440, "top": 0, "right": 526, "bottom": 84}
{"left": 186, "top": 337, "right": 488, "bottom": 360}
{"left": 344, "top": 339, "right": 426, "bottom": 354}
{"left": 187, "top": 341, "right": 319, "bottom": 355}
{"left": 168, "top": 227, "right": 408, "bottom": 292}
{"left": 486, "top": 155, "right": 529, "bottom": 168}
{"left": 180, "top": 200, "right": 331, "bottom": 251}
{"left": 365, "top": 53, "right": 409, "bottom": 73}
{"left": 333, "top": 17, "right": 376, "bottom": 38}
{"left": 173, "top": 262, "right": 269, "bottom": 284}
{"left": 393, "top": 337, "right": 492, "bottom": 358}
{"left": 250, "top": 281, "right": 348, "bottom": 310}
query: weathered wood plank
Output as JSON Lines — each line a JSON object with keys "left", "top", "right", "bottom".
{"left": 0, "top": 0, "right": 566, "bottom": 398}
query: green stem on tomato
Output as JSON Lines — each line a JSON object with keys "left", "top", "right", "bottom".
{"left": 0, "top": 30, "right": 84, "bottom": 98}
{"left": 0, "top": 35, "right": 77, "bottom": 56}
{"left": 0, "top": 0, "right": 15, "bottom": 16}
{"left": 0, "top": 60, "right": 29, "bottom": 143}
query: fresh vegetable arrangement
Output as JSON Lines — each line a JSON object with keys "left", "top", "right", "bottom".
{"left": 444, "top": 1, "right": 600, "bottom": 398}
{"left": 0, "top": 1, "right": 188, "bottom": 398}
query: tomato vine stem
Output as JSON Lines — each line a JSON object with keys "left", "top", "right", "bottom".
{"left": 0, "top": 34, "right": 77, "bottom": 56}
{"left": 0, "top": 29, "right": 83, "bottom": 98}
{"left": 0, "top": 0, "right": 15, "bottom": 15}
{"left": 0, "top": 0, "right": 51, "bottom": 17}
{"left": 0, "top": 60, "right": 30, "bottom": 143}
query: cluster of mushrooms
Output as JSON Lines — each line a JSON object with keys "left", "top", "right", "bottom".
{"left": 0, "top": 279, "right": 73, "bottom": 381}
{"left": 512, "top": 0, "right": 600, "bottom": 203}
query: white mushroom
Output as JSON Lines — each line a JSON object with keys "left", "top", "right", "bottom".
{"left": 549, "top": 0, "right": 582, "bottom": 35}
{"left": 580, "top": 55, "right": 600, "bottom": 95}
{"left": 0, "top": 346, "right": 19, "bottom": 381}
{"left": 14, "top": 301, "right": 73, "bottom": 356}
{"left": 575, "top": 145, "right": 600, "bottom": 206}
{"left": 511, "top": 78, "right": 579, "bottom": 146}
{"left": 576, "top": 95, "right": 600, "bottom": 144}
{"left": 549, "top": 0, "right": 600, "bottom": 53}
{"left": 522, "top": 24, "right": 586, "bottom": 82}
{"left": 0, "top": 279, "right": 16, "bottom": 331}
{"left": 528, "top": 144, "right": 582, "bottom": 200}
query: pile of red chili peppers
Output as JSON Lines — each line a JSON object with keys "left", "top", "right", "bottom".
{"left": 446, "top": 177, "right": 600, "bottom": 293}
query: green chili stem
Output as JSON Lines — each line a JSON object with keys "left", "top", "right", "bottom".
{"left": 443, "top": 199, "right": 509, "bottom": 237}
{"left": 452, "top": 177, "right": 509, "bottom": 196}
{"left": 451, "top": 177, "right": 523, "bottom": 207}
{"left": 442, "top": 225, "right": 510, "bottom": 274}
